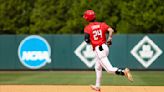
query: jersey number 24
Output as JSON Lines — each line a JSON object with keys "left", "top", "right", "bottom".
{"left": 93, "top": 30, "right": 102, "bottom": 40}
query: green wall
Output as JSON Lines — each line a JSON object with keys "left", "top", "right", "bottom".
{"left": 0, "top": 34, "right": 163, "bottom": 70}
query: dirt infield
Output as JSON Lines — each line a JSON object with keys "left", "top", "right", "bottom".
{"left": 0, "top": 85, "right": 164, "bottom": 92}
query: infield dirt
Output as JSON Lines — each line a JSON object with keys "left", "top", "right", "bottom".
{"left": 0, "top": 85, "right": 164, "bottom": 92}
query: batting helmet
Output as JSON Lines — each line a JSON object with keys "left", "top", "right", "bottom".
{"left": 83, "top": 10, "right": 96, "bottom": 22}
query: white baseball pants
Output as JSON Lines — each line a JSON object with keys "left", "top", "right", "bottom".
{"left": 94, "top": 43, "right": 118, "bottom": 87}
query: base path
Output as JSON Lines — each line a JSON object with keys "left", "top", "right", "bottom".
{"left": 0, "top": 85, "right": 164, "bottom": 92}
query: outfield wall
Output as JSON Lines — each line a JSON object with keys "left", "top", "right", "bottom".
{"left": 0, "top": 34, "right": 164, "bottom": 70}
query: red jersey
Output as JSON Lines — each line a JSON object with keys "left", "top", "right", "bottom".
{"left": 84, "top": 22, "right": 110, "bottom": 50}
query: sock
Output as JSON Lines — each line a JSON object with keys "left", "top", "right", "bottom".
{"left": 115, "top": 68, "right": 125, "bottom": 75}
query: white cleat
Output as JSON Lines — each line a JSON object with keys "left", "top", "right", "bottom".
{"left": 124, "top": 68, "right": 133, "bottom": 82}
{"left": 90, "top": 85, "right": 101, "bottom": 92}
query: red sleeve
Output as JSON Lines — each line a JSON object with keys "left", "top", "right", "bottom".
{"left": 101, "top": 22, "right": 110, "bottom": 32}
{"left": 84, "top": 26, "right": 90, "bottom": 34}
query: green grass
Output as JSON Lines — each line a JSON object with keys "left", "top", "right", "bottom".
{"left": 0, "top": 71, "right": 164, "bottom": 86}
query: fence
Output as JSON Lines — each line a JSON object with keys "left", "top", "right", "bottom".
{"left": 0, "top": 34, "right": 163, "bottom": 70}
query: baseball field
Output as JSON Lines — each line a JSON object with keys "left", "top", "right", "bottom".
{"left": 0, "top": 71, "right": 164, "bottom": 92}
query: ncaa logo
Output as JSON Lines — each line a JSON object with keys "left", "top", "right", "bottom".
{"left": 18, "top": 35, "right": 51, "bottom": 69}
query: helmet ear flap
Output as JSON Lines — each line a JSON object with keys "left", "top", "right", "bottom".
{"left": 83, "top": 15, "right": 87, "bottom": 21}
{"left": 83, "top": 15, "right": 87, "bottom": 19}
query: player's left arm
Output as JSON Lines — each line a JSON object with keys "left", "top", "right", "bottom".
{"left": 84, "top": 32, "right": 90, "bottom": 44}
{"left": 107, "top": 27, "right": 114, "bottom": 46}
{"left": 84, "top": 26, "right": 90, "bottom": 44}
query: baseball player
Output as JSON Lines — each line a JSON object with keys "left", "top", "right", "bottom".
{"left": 83, "top": 10, "right": 133, "bottom": 92}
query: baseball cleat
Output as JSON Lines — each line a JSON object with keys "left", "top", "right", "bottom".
{"left": 90, "top": 85, "right": 101, "bottom": 92}
{"left": 124, "top": 68, "right": 133, "bottom": 82}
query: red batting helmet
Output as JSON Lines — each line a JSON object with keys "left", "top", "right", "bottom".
{"left": 83, "top": 10, "right": 96, "bottom": 22}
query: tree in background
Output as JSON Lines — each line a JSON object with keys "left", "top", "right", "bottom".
{"left": 30, "top": 0, "right": 73, "bottom": 34}
{"left": 0, "top": 0, "right": 163, "bottom": 34}
{"left": 0, "top": 0, "right": 33, "bottom": 34}
{"left": 118, "top": 0, "right": 164, "bottom": 33}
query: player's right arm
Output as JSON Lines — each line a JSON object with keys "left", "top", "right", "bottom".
{"left": 101, "top": 22, "right": 114, "bottom": 46}
{"left": 107, "top": 27, "right": 114, "bottom": 46}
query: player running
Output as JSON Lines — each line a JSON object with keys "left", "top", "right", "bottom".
{"left": 83, "top": 10, "right": 133, "bottom": 92}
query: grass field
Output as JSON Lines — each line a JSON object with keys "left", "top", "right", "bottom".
{"left": 0, "top": 71, "right": 164, "bottom": 86}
